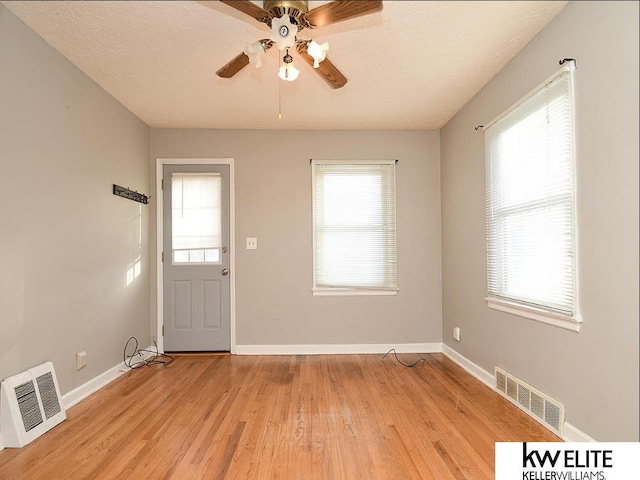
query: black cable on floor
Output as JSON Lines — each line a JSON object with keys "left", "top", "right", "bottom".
{"left": 123, "top": 336, "right": 174, "bottom": 369}
{"left": 382, "top": 348, "right": 425, "bottom": 367}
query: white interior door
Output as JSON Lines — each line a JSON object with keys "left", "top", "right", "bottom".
{"left": 162, "top": 164, "right": 230, "bottom": 351}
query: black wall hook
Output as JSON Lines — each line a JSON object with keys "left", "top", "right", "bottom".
{"left": 113, "top": 184, "right": 149, "bottom": 205}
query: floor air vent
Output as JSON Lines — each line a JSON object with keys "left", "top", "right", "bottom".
{"left": 494, "top": 367, "right": 564, "bottom": 437}
{"left": 1, "top": 362, "right": 66, "bottom": 448}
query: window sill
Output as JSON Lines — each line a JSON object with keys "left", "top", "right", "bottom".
{"left": 313, "top": 289, "right": 398, "bottom": 297}
{"left": 486, "top": 297, "right": 582, "bottom": 332}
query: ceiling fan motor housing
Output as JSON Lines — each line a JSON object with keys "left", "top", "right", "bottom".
{"left": 264, "top": 0, "right": 308, "bottom": 27}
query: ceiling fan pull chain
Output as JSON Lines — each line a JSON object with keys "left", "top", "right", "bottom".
{"left": 278, "top": 77, "right": 283, "bottom": 120}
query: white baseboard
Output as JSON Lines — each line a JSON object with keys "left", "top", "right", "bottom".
{"left": 62, "top": 364, "right": 125, "bottom": 410}
{"left": 441, "top": 343, "right": 495, "bottom": 389}
{"left": 62, "top": 346, "right": 155, "bottom": 410}
{"left": 2, "top": 343, "right": 597, "bottom": 452}
{"left": 563, "top": 422, "right": 596, "bottom": 442}
{"left": 442, "top": 343, "right": 597, "bottom": 442}
{"left": 234, "top": 343, "right": 442, "bottom": 355}
{"left": 0, "top": 348, "right": 155, "bottom": 451}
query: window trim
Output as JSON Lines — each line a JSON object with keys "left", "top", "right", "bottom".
{"left": 312, "top": 288, "right": 398, "bottom": 297}
{"left": 311, "top": 159, "right": 398, "bottom": 296}
{"left": 484, "top": 61, "right": 581, "bottom": 331}
{"left": 486, "top": 297, "right": 582, "bottom": 332}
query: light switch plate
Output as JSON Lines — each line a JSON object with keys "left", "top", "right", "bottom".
{"left": 246, "top": 237, "right": 257, "bottom": 250}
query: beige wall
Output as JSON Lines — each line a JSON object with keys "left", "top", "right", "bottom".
{"left": 0, "top": 5, "right": 151, "bottom": 393}
{"left": 151, "top": 129, "right": 442, "bottom": 346}
{"left": 440, "top": 1, "right": 639, "bottom": 441}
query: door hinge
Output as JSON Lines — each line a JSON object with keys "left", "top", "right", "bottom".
{"left": 161, "top": 251, "right": 164, "bottom": 263}
{"left": 161, "top": 178, "right": 164, "bottom": 190}
{"left": 162, "top": 325, "right": 164, "bottom": 336}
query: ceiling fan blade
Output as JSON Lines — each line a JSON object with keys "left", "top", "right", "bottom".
{"left": 217, "top": 40, "right": 274, "bottom": 78}
{"left": 216, "top": 51, "right": 250, "bottom": 78}
{"left": 303, "top": 0, "right": 383, "bottom": 29}
{"left": 296, "top": 42, "right": 347, "bottom": 89}
{"left": 218, "top": 0, "right": 271, "bottom": 23}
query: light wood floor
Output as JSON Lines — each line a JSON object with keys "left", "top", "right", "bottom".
{"left": 0, "top": 354, "right": 559, "bottom": 479}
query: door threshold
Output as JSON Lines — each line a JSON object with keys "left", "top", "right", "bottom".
{"left": 166, "top": 351, "right": 231, "bottom": 357}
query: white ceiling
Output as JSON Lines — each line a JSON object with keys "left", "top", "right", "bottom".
{"left": 3, "top": 1, "right": 567, "bottom": 130}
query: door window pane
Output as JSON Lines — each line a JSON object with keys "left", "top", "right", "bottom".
{"left": 172, "top": 173, "right": 222, "bottom": 264}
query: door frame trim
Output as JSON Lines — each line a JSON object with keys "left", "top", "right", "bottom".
{"left": 155, "top": 158, "right": 236, "bottom": 353}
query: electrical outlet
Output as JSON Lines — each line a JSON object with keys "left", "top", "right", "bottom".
{"left": 453, "top": 327, "right": 461, "bottom": 342}
{"left": 76, "top": 351, "right": 88, "bottom": 370}
{"left": 246, "top": 237, "right": 258, "bottom": 250}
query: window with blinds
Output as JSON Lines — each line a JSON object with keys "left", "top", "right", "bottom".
{"left": 312, "top": 160, "right": 397, "bottom": 294}
{"left": 485, "top": 63, "right": 579, "bottom": 328}
{"left": 172, "top": 173, "right": 222, "bottom": 264}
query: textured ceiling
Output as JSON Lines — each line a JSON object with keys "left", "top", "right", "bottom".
{"left": 2, "top": 1, "right": 567, "bottom": 129}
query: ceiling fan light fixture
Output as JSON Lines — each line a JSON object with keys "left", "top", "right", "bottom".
{"left": 278, "top": 50, "right": 299, "bottom": 81}
{"left": 307, "top": 40, "right": 329, "bottom": 68}
{"left": 270, "top": 15, "right": 297, "bottom": 50}
{"left": 278, "top": 63, "right": 300, "bottom": 81}
{"left": 244, "top": 41, "right": 266, "bottom": 68}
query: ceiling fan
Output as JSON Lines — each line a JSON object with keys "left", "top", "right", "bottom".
{"left": 215, "top": 0, "right": 383, "bottom": 89}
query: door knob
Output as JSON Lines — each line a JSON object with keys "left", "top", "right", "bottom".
{"left": 221, "top": 268, "right": 229, "bottom": 276}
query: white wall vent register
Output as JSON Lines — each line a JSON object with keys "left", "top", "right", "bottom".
{"left": 1, "top": 362, "right": 66, "bottom": 448}
{"left": 494, "top": 366, "right": 564, "bottom": 437}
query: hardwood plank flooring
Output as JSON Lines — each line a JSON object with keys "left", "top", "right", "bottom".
{"left": 0, "top": 354, "right": 559, "bottom": 479}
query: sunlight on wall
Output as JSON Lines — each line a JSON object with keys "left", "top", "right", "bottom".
{"left": 125, "top": 205, "right": 142, "bottom": 287}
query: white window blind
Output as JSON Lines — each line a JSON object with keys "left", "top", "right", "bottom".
{"left": 485, "top": 64, "right": 577, "bottom": 319}
{"left": 172, "top": 173, "right": 222, "bottom": 264}
{"left": 312, "top": 160, "right": 397, "bottom": 293}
